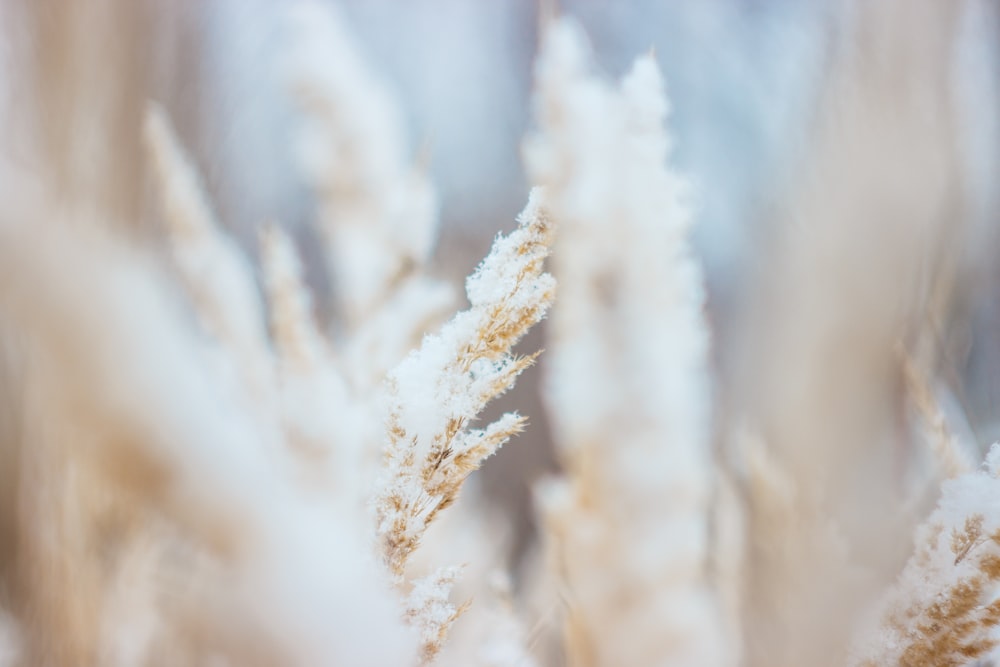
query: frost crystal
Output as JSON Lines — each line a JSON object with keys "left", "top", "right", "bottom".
{"left": 374, "top": 193, "right": 554, "bottom": 660}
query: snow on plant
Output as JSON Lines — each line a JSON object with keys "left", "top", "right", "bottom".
{"left": 852, "top": 446, "right": 1000, "bottom": 666}
{"left": 525, "top": 19, "right": 729, "bottom": 667}
{"left": 375, "top": 190, "right": 554, "bottom": 660}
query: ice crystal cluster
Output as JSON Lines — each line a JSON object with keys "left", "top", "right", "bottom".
{"left": 0, "top": 1, "right": 998, "bottom": 666}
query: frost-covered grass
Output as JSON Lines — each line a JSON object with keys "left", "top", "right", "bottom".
{"left": 0, "top": 1, "right": 998, "bottom": 666}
